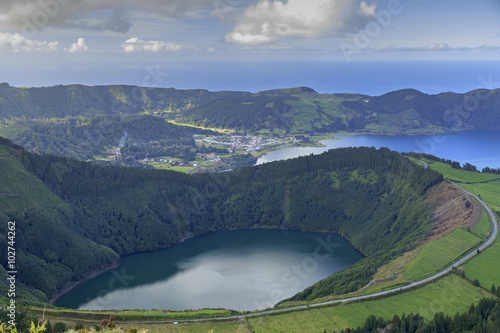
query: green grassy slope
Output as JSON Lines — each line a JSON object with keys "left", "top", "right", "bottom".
{"left": 404, "top": 228, "right": 481, "bottom": 280}
{"left": 248, "top": 274, "right": 491, "bottom": 333}
{"left": 428, "top": 161, "right": 500, "bottom": 211}
{"left": 426, "top": 159, "right": 500, "bottom": 297}
{"left": 463, "top": 238, "right": 500, "bottom": 289}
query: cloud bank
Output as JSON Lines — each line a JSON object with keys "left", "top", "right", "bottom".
{"left": 121, "top": 37, "right": 183, "bottom": 52}
{"left": 0, "top": 32, "right": 58, "bottom": 52}
{"left": 0, "top": 0, "right": 223, "bottom": 33}
{"left": 225, "top": 0, "right": 378, "bottom": 44}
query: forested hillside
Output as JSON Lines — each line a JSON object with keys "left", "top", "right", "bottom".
{"left": 177, "top": 88, "right": 500, "bottom": 134}
{"left": 0, "top": 114, "right": 218, "bottom": 161}
{"left": 1, "top": 83, "right": 500, "bottom": 140}
{"left": 0, "top": 137, "right": 119, "bottom": 301}
{"left": 0, "top": 137, "right": 443, "bottom": 304}
{"left": 0, "top": 83, "right": 230, "bottom": 119}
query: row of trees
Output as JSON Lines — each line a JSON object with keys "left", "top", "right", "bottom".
{"left": 407, "top": 152, "right": 500, "bottom": 174}
{"left": 338, "top": 298, "right": 500, "bottom": 333}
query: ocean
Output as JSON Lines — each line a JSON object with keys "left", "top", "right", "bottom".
{"left": 160, "top": 60, "right": 500, "bottom": 96}
{"left": 6, "top": 60, "right": 500, "bottom": 97}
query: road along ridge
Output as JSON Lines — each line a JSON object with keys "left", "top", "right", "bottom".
{"left": 128, "top": 185, "right": 498, "bottom": 324}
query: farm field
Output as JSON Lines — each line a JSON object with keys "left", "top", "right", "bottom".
{"left": 462, "top": 236, "right": 500, "bottom": 290}
{"left": 471, "top": 207, "right": 493, "bottom": 238}
{"left": 404, "top": 228, "right": 481, "bottom": 280}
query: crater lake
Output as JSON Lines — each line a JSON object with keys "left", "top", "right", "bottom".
{"left": 53, "top": 229, "right": 363, "bottom": 311}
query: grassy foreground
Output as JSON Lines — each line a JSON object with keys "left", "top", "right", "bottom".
{"left": 247, "top": 274, "right": 492, "bottom": 333}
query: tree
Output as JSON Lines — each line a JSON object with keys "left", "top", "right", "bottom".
{"left": 377, "top": 317, "right": 385, "bottom": 329}
{"left": 45, "top": 321, "right": 53, "bottom": 333}
{"left": 53, "top": 322, "right": 67, "bottom": 333}
{"left": 364, "top": 315, "right": 378, "bottom": 332}
{"left": 463, "top": 163, "right": 478, "bottom": 172}
{"left": 492, "top": 284, "right": 497, "bottom": 294}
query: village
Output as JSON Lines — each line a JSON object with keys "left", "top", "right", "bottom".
{"left": 136, "top": 134, "right": 302, "bottom": 173}
{"left": 194, "top": 134, "right": 300, "bottom": 153}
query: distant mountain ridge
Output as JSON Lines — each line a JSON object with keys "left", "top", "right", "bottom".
{"left": 1, "top": 83, "right": 499, "bottom": 136}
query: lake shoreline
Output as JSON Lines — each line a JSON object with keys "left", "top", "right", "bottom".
{"left": 51, "top": 228, "right": 364, "bottom": 310}
{"left": 256, "top": 130, "right": 500, "bottom": 170}
{"left": 49, "top": 260, "right": 121, "bottom": 306}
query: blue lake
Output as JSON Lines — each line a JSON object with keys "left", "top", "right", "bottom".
{"left": 54, "top": 230, "right": 363, "bottom": 311}
{"left": 257, "top": 130, "right": 500, "bottom": 170}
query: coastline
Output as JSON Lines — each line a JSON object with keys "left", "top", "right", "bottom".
{"left": 48, "top": 233, "right": 198, "bottom": 307}
{"left": 48, "top": 226, "right": 366, "bottom": 308}
{"left": 49, "top": 260, "right": 120, "bottom": 305}
{"left": 252, "top": 129, "right": 458, "bottom": 159}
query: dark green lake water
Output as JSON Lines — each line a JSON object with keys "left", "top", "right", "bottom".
{"left": 54, "top": 229, "right": 363, "bottom": 311}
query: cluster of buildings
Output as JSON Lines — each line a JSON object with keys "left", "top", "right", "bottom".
{"left": 195, "top": 135, "right": 297, "bottom": 153}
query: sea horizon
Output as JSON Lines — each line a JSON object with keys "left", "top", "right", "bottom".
{"left": 3, "top": 60, "right": 500, "bottom": 97}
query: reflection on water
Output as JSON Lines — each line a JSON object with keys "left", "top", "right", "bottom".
{"left": 54, "top": 230, "right": 363, "bottom": 311}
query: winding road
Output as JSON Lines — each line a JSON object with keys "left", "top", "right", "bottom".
{"left": 130, "top": 185, "right": 498, "bottom": 324}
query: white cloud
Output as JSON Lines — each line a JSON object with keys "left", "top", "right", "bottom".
{"left": 370, "top": 43, "right": 500, "bottom": 53}
{"left": 359, "top": 1, "right": 377, "bottom": 17}
{"left": 420, "top": 42, "right": 451, "bottom": 51}
{"left": 69, "top": 38, "right": 88, "bottom": 53}
{"left": 0, "top": 32, "right": 58, "bottom": 52}
{"left": 121, "top": 37, "right": 183, "bottom": 52}
{"left": 225, "top": 0, "right": 377, "bottom": 44}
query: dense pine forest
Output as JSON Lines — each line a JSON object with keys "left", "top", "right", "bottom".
{"left": 0, "top": 136, "right": 443, "bottom": 304}
{"left": 0, "top": 114, "right": 219, "bottom": 161}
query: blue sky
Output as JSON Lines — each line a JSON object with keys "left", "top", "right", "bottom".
{"left": 0, "top": 0, "right": 499, "bottom": 91}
